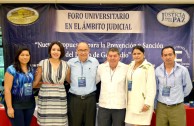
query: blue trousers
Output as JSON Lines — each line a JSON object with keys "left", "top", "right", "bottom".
{"left": 6, "top": 107, "right": 35, "bottom": 126}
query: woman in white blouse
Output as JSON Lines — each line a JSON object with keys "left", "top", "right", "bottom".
{"left": 125, "top": 45, "right": 156, "bottom": 126}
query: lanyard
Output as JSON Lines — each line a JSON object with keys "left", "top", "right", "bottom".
{"left": 110, "top": 68, "right": 116, "bottom": 82}
{"left": 81, "top": 63, "right": 84, "bottom": 77}
{"left": 24, "top": 72, "right": 31, "bottom": 84}
{"left": 130, "top": 69, "right": 135, "bottom": 81}
{"left": 130, "top": 64, "right": 138, "bottom": 81}
{"left": 163, "top": 68, "right": 176, "bottom": 88}
{"left": 26, "top": 73, "right": 30, "bottom": 82}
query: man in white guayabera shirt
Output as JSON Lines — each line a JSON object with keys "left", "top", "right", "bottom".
{"left": 96, "top": 47, "right": 128, "bottom": 126}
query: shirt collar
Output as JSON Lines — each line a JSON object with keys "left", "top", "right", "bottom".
{"left": 130, "top": 59, "right": 148, "bottom": 67}
{"left": 159, "top": 61, "right": 180, "bottom": 71}
{"left": 74, "top": 56, "right": 92, "bottom": 63}
{"left": 105, "top": 61, "right": 122, "bottom": 68}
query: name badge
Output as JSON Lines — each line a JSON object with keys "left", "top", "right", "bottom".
{"left": 128, "top": 80, "right": 132, "bottom": 91}
{"left": 24, "top": 83, "right": 32, "bottom": 96}
{"left": 78, "top": 77, "right": 86, "bottom": 87}
{"left": 162, "top": 87, "right": 171, "bottom": 97}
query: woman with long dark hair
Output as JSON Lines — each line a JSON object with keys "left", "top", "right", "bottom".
{"left": 33, "top": 41, "right": 69, "bottom": 126}
{"left": 4, "top": 47, "right": 35, "bottom": 126}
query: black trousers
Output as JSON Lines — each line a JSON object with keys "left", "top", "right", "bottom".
{"left": 97, "top": 107, "right": 126, "bottom": 126}
{"left": 68, "top": 92, "right": 96, "bottom": 126}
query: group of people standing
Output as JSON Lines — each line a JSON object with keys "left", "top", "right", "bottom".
{"left": 3, "top": 41, "right": 193, "bottom": 126}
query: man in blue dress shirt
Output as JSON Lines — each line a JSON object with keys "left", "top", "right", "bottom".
{"left": 67, "top": 42, "right": 99, "bottom": 126}
{"left": 155, "top": 46, "right": 193, "bottom": 126}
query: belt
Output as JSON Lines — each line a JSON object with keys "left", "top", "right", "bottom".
{"left": 158, "top": 101, "right": 183, "bottom": 107}
{"left": 69, "top": 91, "right": 96, "bottom": 100}
{"left": 42, "top": 82, "right": 63, "bottom": 86}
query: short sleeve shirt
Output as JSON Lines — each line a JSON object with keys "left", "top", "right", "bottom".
{"left": 5, "top": 65, "right": 35, "bottom": 109}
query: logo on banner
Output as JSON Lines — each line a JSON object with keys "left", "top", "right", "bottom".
{"left": 157, "top": 8, "right": 190, "bottom": 27}
{"left": 174, "top": 45, "right": 190, "bottom": 68}
{"left": 7, "top": 7, "right": 39, "bottom": 25}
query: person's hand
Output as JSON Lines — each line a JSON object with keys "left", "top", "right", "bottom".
{"left": 141, "top": 104, "right": 150, "bottom": 112}
{"left": 7, "top": 107, "right": 14, "bottom": 118}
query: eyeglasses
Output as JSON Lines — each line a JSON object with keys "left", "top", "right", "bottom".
{"left": 78, "top": 49, "right": 88, "bottom": 53}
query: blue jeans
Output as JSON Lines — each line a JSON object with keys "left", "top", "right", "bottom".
{"left": 97, "top": 107, "right": 126, "bottom": 126}
{"left": 7, "top": 107, "right": 35, "bottom": 126}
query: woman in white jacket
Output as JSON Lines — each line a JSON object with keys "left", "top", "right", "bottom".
{"left": 125, "top": 45, "right": 156, "bottom": 126}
